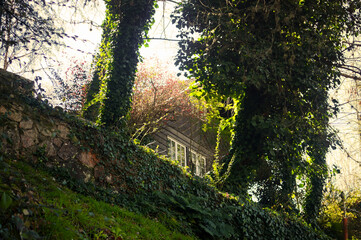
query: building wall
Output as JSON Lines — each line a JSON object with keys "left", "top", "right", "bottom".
{"left": 149, "top": 117, "right": 215, "bottom": 173}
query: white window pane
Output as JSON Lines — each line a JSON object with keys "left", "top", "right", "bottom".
{"left": 191, "top": 150, "right": 206, "bottom": 176}
{"left": 179, "top": 145, "right": 185, "bottom": 167}
{"left": 168, "top": 137, "right": 186, "bottom": 166}
{"left": 201, "top": 157, "right": 206, "bottom": 175}
{"left": 168, "top": 139, "right": 177, "bottom": 160}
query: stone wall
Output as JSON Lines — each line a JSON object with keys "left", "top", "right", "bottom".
{"left": 0, "top": 69, "right": 102, "bottom": 183}
{"left": 0, "top": 69, "right": 191, "bottom": 195}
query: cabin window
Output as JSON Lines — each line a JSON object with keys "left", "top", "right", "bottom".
{"left": 191, "top": 151, "right": 206, "bottom": 176}
{"left": 167, "top": 137, "right": 186, "bottom": 167}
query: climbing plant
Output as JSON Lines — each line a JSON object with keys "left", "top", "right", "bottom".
{"left": 83, "top": 0, "right": 156, "bottom": 128}
{"left": 172, "top": 0, "right": 361, "bottom": 221}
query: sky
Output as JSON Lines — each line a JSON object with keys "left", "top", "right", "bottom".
{"left": 139, "top": 1, "right": 181, "bottom": 71}
{"left": 63, "top": 0, "right": 181, "bottom": 72}
{"left": 33, "top": 0, "right": 181, "bottom": 103}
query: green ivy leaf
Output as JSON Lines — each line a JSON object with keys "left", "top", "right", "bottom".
{"left": 0, "top": 192, "right": 12, "bottom": 210}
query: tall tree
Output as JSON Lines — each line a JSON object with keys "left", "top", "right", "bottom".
{"left": 83, "top": 0, "right": 156, "bottom": 128}
{"left": 173, "top": 0, "right": 361, "bottom": 221}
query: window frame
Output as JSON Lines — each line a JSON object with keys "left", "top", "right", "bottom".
{"left": 167, "top": 137, "right": 187, "bottom": 167}
{"left": 191, "top": 150, "right": 206, "bottom": 176}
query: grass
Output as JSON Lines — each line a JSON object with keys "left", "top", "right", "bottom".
{"left": 0, "top": 158, "right": 195, "bottom": 240}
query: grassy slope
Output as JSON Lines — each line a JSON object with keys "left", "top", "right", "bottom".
{"left": 0, "top": 158, "right": 194, "bottom": 240}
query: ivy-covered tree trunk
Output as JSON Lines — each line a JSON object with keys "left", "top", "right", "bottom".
{"left": 304, "top": 133, "right": 329, "bottom": 224}
{"left": 223, "top": 85, "right": 299, "bottom": 210}
{"left": 84, "top": 0, "right": 155, "bottom": 128}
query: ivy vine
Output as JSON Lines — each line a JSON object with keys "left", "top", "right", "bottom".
{"left": 83, "top": 0, "right": 156, "bottom": 129}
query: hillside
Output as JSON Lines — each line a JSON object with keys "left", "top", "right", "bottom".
{"left": 0, "top": 69, "right": 329, "bottom": 239}
{"left": 0, "top": 158, "right": 194, "bottom": 239}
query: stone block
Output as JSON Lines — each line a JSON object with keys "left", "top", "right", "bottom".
{"left": 7, "top": 110, "right": 22, "bottom": 122}
{"left": 57, "top": 124, "right": 70, "bottom": 139}
{"left": 40, "top": 128, "right": 53, "bottom": 137}
{"left": 79, "top": 150, "right": 99, "bottom": 168}
{"left": 2, "top": 128, "right": 21, "bottom": 153}
{"left": 40, "top": 141, "right": 57, "bottom": 157}
{"left": 58, "top": 142, "right": 78, "bottom": 161}
{"left": 0, "top": 105, "right": 7, "bottom": 114}
{"left": 19, "top": 119, "right": 33, "bottom": 130}
{"left": 53, "top": 138, "right": 63, "bottom": 148}
{"left": 21, "top": 129, "right": 38, "bottom": 148}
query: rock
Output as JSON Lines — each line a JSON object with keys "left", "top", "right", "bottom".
{"left": 40, "top": 128, "right": 53, "bottom": 137}
{"left": 19, "top": 119, "right": 33, "bottom": 130}
{"left": 53, "top": 138, "right": 63, "bottom": 148}
{"left": 2, "top": 128, "right": 21, "bottom": 153}
{"left": 57, "top": 124, "right": 70, "bottom": 139}
{"left": 40, "top": 141, "right": 57, "bottom": 157}
{"left": 47, "top": 144, "right": 57, "bottom": 157}
{"left": 0, "top": 105, "right": 7, "bottom": 114}
{"left": 58, "top": 142, "right": 78, "bottom": 161}
{"left": 21, "top": 129, "right": 38, "bottom": 148}
{"left": 79, "top": 150, "right": 99, "bottom": 168}
{"left": 7, "top": 109, "right": 22, "bottom": 122}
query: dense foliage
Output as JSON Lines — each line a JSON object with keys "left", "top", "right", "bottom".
{"left": 83, "top": 0, "right": 156, "bottom": 128}
{"left": 172, "top": 0, "right": 361, "bottom": 221}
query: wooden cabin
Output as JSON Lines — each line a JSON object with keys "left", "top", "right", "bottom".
{"left": 148, "top": 116, "right": 215, "bottom": 177}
